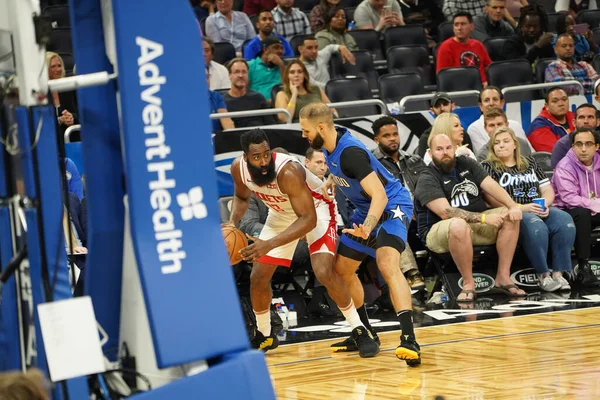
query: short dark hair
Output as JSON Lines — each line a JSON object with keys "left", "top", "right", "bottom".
{"left": 371, "top": 115, "right": 398, "bottom": 136}
{"left": 453, "top": 11, "right": 473, "bottom": 23}
{"left": 570, "top": 127, "right": 600, "bottom": 144}
{"left": 545, "top": 87, "right": 567, "bottom": 103}
{"left": 305, "top": 147, "right": 323, "bottom": 160}
{"left": 555, "top": 33, "right": 574, "bottom": 44}
{"left": 203, "top": 36, "right": 215, "bottom": 54}
{"left": 479, "top": 86, "right": 504, "bottom": 103}
{"left": 257, "top": 9, "right": 272, "bottom": 18}
{"left": 240, "top": 129, "right": 270, "bottom": 153}
{"left": 576, "top": 103, "right": 597, "bottom": 115}
{"left": 519, "top": 4, "right": 548, "bottom": 32}
{"left": 226, "top": 57, "right": 248, "bottom": 73}
{"left": 301, "top": 35, "right": 317, "bottom": 45}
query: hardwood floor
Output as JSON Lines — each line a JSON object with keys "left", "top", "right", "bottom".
{"left": 267, "top": 308, "right": 600, "bottom": 399}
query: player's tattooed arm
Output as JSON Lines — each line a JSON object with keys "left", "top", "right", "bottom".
{"left": 444, "top": 207, "right": 483, "bottom": 223}
{"left": 363, "top": 214, "right": 379, "bottom": 232}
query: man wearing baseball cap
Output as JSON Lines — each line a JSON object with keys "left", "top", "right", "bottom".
{"left": 248, "top": 36, "right": 286, "bottom": 104}
{"left": 416, "top": 92, "right": 458, "bottom": 158}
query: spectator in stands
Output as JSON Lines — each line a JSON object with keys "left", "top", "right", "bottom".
{"left": 443, "top": 0, "right": 487, "bottom": 20}
{"left": 423, "top": 113, "right": 476, "bottom": 165}
{"left": 555, "top": 0, "right": 598, "bottom": 16}
{"left": 436, "top": 11, "right": 492, "bottom": 87}
{"left": 191, "top": 0, "right": 215, "bottom": 21}
{"left": 65, "top": 157, "right": 84, "bottom": 200}
{"left": 417, "top": 92, "right": 456, "bottom": 158}
{"left": 275, "top": 60, "right": 337, "bottom": 122}
{"left": 552, "top": 127, "right": 600, "bottom": 285}
{"left": 506, "top": 0, "right": 528, "bottom": 18}
{"left": 371, "top": 116, "right": 427, "bottom": 290}
{"left": 47, "top": 52, "right": 78, "bottom": 134}
{"left": 414, "top": 133, "right": 525, "bottom": 301}
{"left": 503, "top": 5, "right": 555, "bottom": 64}
{"left": 243, "top": 0, "right": 277, "bottom": 16}
{"left": 472, "top": 0, "right": 515, "bottom": 42}
{"left": 315, "top": 7, "right": 359, "bottom": 50}
{"left": 248, "top": 36, "right": 286, "bottom": 103}
{"left": 207, "top": 66, "right": 235, "bottom": 132}
{"left": 272, "top": 0, "right": 312, "bottom": 40}
{"left": 243, "top": 10, "right": 294, "bottom": 60}
{"left": 553, "top": 14, "right": 598, "bottom": 62}
{"left": 527, "top": 87, "right": 575, "bottom": 152}
{"left": 203, "top": 37, "right": 231, "bottom": 90}
{"left": 309, "top": 0, "right": 342, "bottom": 33}
{"left": 467, "top": 86, "right": 530, "bottom": 154}
{"left": 399, "top": 0, "right": 445, "bottom": 39}
{"left": 482, "top": 126, "right": 575, "bottom": 291}
{"left": 551, "top": 103, "right": 599, "bottom": 168}
{"left": 223, "top": 58, "right": 277, "bottom": 127}
{"left": 545, "top": 34, "right": 599, "bottom": 95}
{"left": 205, "top": 0, "right": 256, "bottom": 53}
{"left": 476, "top": 107, "right": 532, "bottom": 161}
{"left": 354, "top": 0, "right": 405, "bottom": 32}
{"left": 0, "top": 369, "right": 49, "bottom": 400}
{"left": 298, "top": 36, "right": 356, "bottom": 89}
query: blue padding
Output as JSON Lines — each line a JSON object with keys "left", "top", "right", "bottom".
{"left": 65, "top": 143, "right": 84, "bottom": 176}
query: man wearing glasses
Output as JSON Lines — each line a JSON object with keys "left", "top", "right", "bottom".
{"left": 552, "top": 128, "right": 600, "bottom": 286}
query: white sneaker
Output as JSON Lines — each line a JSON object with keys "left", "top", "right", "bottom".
{"left": 554, "top": 275, "right": 571, "bottom": 290}
{"left": 538, "top": 275, "right": 561, "bottom": 292}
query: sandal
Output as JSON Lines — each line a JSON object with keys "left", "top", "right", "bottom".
{"left": 456, "top": 289, "right": 476, "bottom": 303}
{"left": 496, "top": 284, "right": 526, "bottom": 297}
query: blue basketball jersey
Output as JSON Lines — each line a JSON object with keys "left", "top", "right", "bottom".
{"left": 323, "top": 128, "right": 412, "bottom": 216}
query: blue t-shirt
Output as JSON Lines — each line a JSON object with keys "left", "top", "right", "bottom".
{"left": 243, "top": 34, "right": 294, "bottom": 60}
{"left": 65, "top": 157, "right": 83, "bottom": 200}
{"left": 323, "top": 128, "right": 412, "bottom": 216}
{"left": 209, "top": 90, "right": 227, "bottom": 132}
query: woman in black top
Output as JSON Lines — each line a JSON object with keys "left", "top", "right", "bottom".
{"left": 47, "top": 52, "right": 78, "bottom": 138}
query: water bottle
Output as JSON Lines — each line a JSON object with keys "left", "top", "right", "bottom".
{"left": 276, "top": 304, "right": 289, "bottom": 329}
{"left": 287, "top": 304, "right": 298, "bottom": 327}
{"left": 348, "top": 21, "right": 356, "bottom": 31}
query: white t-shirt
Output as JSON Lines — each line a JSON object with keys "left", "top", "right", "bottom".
{"left": 467, "top": 115, "right": 533, "bottom": 154}
{"left": 209, "top": 60, "right": 231, "bottom": 91}
{"left": 555, "top": 0, "right": 597, "bottom": 12}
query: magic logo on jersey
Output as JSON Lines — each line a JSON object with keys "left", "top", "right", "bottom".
{"left": 450, "top": 179, "right": 479, "bottom": 208}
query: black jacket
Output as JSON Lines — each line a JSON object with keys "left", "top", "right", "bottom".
{"left": 503, "top": 33, "right": 555, "bottom": 64}
{"left": 372, "top": 146, "right": 427, "bottom": 195}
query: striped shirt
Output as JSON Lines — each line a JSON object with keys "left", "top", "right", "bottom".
{"left": 272, "top": 7, "right": 311, "bottom": 40}
{"left": 481, "top": 157, "right": 550, "bottom": 204}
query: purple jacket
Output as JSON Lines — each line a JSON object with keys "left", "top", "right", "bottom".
{"left": 552, "top": 149, "right": 600, "bottom": 214}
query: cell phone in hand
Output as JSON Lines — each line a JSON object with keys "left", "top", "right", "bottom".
{"left": 383, "top": 4, "right": 392, "bottom": 17}
{"left": 573, "top": 23, "right": 588, "bottom": 35}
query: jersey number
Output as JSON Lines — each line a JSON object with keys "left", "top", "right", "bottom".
{"left": 450, "top": 192, "right": 470, "bottom": 208}
{"left": 267, "top": 203, "right": 284, "bottom": 212}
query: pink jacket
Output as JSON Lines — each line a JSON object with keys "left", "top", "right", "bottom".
{"left": 552, "top": 149, "right": 600, "bottom": 214}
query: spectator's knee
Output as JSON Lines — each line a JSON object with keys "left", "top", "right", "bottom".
{"left": 448, "top": 218, "right": 471, "bottom": 242}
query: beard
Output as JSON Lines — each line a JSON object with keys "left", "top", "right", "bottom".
{"left": 379, "top": 142, "right": 398, "bottom": 157}
{"left": 247, "top": 157, "right": 277, "bottom": 186}
{"left": 432, "top": 155, "right": 456, "bottom": 174}
{"left": 310, "top": 132, "right": 325, "bottom": 150}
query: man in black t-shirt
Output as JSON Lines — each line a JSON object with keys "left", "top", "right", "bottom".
{"left": 414, "top": 134, "right": 524, "bottom": 301}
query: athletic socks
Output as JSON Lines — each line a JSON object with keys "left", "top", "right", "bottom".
{"left": 254, "top": 309, "right": 271, "bottom": 337}
{"left": 340, "top": 300, "right": 363, "bottom": 330}
{"left": 397, "top": 310, "right": 415, "bottom": 341}
{"left": 356, "top": 304, "right": 373, "bottom": 331}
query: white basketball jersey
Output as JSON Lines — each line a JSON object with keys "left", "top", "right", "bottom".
{"left": 240, "top": 152, "right": 326, "bottom": 216}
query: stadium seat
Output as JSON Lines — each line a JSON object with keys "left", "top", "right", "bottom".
{"left": 594, "top": 27, "right": 600, "bottom": 47}
{"left": 219, "top": 196, "right": 234, "bottom": 223}
{"left": 383, "top": 25, "right": 428, "bottom": 49}
{"left": 483, "top": 37, "right": 510, "bottom": 62}
{"left": 535, "top": 57, "right": 555, "bottom": 83}
{"left": 59, "top": 52, "right": 75, "bottom": 75}
{"left": 577, "top": 10, "right": 600, "bottom": 29}
{"left": 546, "top": 13, "right": 560, "bottom": 32}
{"left": 345, "top": 7, "right": 355, "bottom": 23}
{"left": 42, "top": 5, "right": 70, "bottom": 27}
{"left": 329, "top": 50, "right": 378, "bottom": 91}
{"left": 271, "top": 84, "right": 283, "bottom": 103}
{"left": 294, "top": 0, "right": 319, "bottom": 11}
{"left": 339, "top": 0, "right": 360, "bottom": 7}
{"left": 325, "top": 77, "right": 376, "bottom": 117}
{"left": 249, "top": 14, "right": 258, "bottom": 33}
{"left": 47, "top": 27, "right": 72, "bottom": 54}
{"left": 531, "top": 151, "right": 553, "bottom": 179}
{"left": 437, "top": 67, "right": 482, "bottom": 92}
{"left": 593, "top": 54, "right": 600, "bottom": 75}
{"left": 378, "top": 73, "right": 423, "bottom": 105}
{"left": 290, "top": 34, "right": 313, "bottom": 56}
{"left": 348, "top": 29, "right": 383, "bottom": 60}
{"left": 386, "top": 45, "right": 434, "bottom": 86}
{"left": 200, "top": 18, "right": 207, "bottom": 36}
{"left": 486, "top": 59, "right": 536, "bottom": 101}
{"left": 437, "top": 21, "right": 454, "bottom": 43}
{"left": 213, "top": 42, "right": 236, "bottom": 65}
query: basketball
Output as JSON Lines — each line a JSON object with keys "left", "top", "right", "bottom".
{"left": 222, "top": 225, "right": 248, "bottom": 265}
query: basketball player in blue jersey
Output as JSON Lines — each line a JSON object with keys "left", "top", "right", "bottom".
{"left": 299, "top": 103, "right": 421, "bottom": 366}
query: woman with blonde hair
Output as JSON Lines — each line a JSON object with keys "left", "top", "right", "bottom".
{"left": 482, "top": 126, "right": 575, "bottom": 291}
{"left": 274, "top": 60, "right": 336, "bottom": 122}
{"left": 46, "top": 52, "right": 78, "bottom": 133}
{"left": 424, "top": 112, "right": 475, "bottom": 164}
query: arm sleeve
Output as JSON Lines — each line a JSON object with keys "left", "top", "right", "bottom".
{"left": 528, "top": 126, "right": 559, "bottom": 152}
{"left": 339, "top": 147, "right": 374, "bottom": 181}
{"left": 316, "top": 34, "right": 331, "bottom": 50}
{"left": 238, "top": 196, "right": 267, "bottom": 236}
{"left": 65, "top": 158, "right": 84, "bottom": 200}
{"left": 215, "top": 92, "right": 227, "bottom": 110}
{"left": 243, "top": 40, "right": 259, "bottom": 60}
{"left": 282, "top": 38, "right": 294, "bottom": 57}
{"left": 317, "top": 44, "right": 340, "bottom": 64}
{"left": 435, "top": 42, "right": 452, "bottom": 73}
{"left": 414, "top": 171, "right": 446, "bottom": 206}
{"left": 205, "top": 16, "right": 222, "bottom": 42}
{"left": 553, "top": 166, "right": 600, "bottom": 213}
{"left": 353, "top": 6, "right": 371, "bottom": 28}
{"left": 554, "top": 0, "right": 570, "bottom": 12}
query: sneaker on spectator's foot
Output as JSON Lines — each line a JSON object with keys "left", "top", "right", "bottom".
{"left": 331, "top": 328, "right": 380, "bottom": 353}
{"left": 576, "top": 263, "right": 600, "bottom": 286}
{"left": 405, "top": 269, "right": 426, "bottom": 291}
{"left": 250, "top": 330, "right": 279, "bottom": 353}
{"left": 538, "top": 274, "right": 561, "bottom": 292}
{"left": 554, "top": 274, "right": 571, "bottom": 290}
{"left": 352, "top": 327, "right": 379, "bottom": 358}
{"left": 395, "top": 337, "right": 421, "bottom": 367}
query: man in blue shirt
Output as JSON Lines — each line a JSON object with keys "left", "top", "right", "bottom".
{"left": 243, "top": 10, "right": 294, "bottom": 60}
{"left": 299, "top": 103, "right": 421, "bottom": 366}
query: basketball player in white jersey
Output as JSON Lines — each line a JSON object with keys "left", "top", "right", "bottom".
{"left": 228, "top": 129, "right": 379, "bottom": 357}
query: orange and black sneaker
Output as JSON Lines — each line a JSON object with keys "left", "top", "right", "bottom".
{"left": 395, "top": 337, "right": 421, "bottom": 367}
{"left": 331, "top": 329, "right": 380, "bottom": 353}
{"left": 250, "top": 330, "right": 279, "bottom": 353}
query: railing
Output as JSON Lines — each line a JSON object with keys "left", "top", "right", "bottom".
{"left": 398, "top": 90, "right": 481, "bottom": 114}
{"left": 210, "top": 108, "right": 292, "bottom": 124}
{"left": 501, "top": 80, "right": 585, "bottom": 97}
{"left": 64, "top": 124, "right": 81, "bottom": 143}
{"left": 327, "top": 99, "right": 388, "bottom": 116}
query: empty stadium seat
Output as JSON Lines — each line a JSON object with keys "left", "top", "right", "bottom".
{"left": 378, "top": 73, "right": 423, "bottom": 105}
{"left": 535, "top": 57, "right": 555, "bottom": 83}
{"left": 593, "top": 54, "right": 600, "bottom": 75}
{"left": 531, "top": 151, "right": 553, "bottom": 179}
{"left": 383, "top": 25, "right": 428, "bottom": 49}
{"left": 546, "top": 13, "right": 560, "bottom": 32}
{"left": 249, "top": 14, "right": 258, "bottom": 32}
{"left": 290, "top": 34, "right": 313, "bottom": 56}
{"left": 386, "top": 45, "right": 434, "bottom": 86}
{"left": 483, "top": 37, "right": 510, "bottom": 62}
{"left": 577, "top": 10, "right": 600, "bottom": 29}
{"left": 47, "top": 27, "right": 72, "bottom": 54}
{"left": 437, "top": 67, "right": 482, "bottom": 92}
{"left": 59, "top": 52, "right": 75, "bottom": 75}
{"left": 294, "top": 0, "right": 319, "bottom": 12}
{"left": 213, "top": 42, "right": 236, "bottom": 65}
{"left": 271, "top": 84, "right": 283, "bottom": 103}
{"left": 200, "top": 18, "right": 207, "bottom": 36}
{"left": 329, "top": 50, "right": 378, "bottom": 91}
{"left": 437, "top": 21, "right": 454, "bottom": 43}
{"left": 42, "top": 5, "right": 70, "bottom": 27}
{"left": 325, "top": 77, "right": 376, "bottom": 117}
{"left": 348, "top": 29, "right": 383, "bottom": 60}
{"left": 345, "top": 7, "right": 355, "bottom": 23}
{"left": 486, "top": 59, "right": 536, "bottom": 101}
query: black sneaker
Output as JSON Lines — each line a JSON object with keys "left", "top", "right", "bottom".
{"left": 577, "top": 263, "right": 600, "bottom": 286}
{"left": 395, "top": 338, "right": 421, "bottom": 367}
{"left": 250, "top": 330, "right": 279, "bottom": 353}
{"left": 352, "top": 327, "right": 380, "bottom": 358}
{"left": 331, "top": 328, "right": 380, "bottom": 352}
